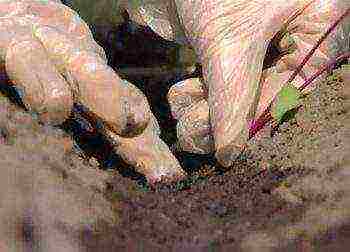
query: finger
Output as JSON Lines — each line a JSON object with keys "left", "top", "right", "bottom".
{"left": 174, "top": 0, "right": 317, "bottom": 167}
{"left": 105, "top": 114, "right": 187, "bottom": 185}
{"left": 177, "top": 99, "right": 214, "bottom": 154}
{"left": 25, "top": 0, "right": 107, "bottom": 60}
{"left": 0, "top": 1, "right": 32, "bottom": 18}
{"left": 256, "top": 0, "right": 346, "bottom": 119}
{"left": 167, "top": 78, "right": 214, "bottom": 154}
{"left": 119, "top": 81, "right": 153, "bottom": 136}
{"left": 28, "top": 0, "right": 92, "bottom": 38}
{"left": 126, "top": 0, "right": 177, "bottom": 41}
{"left": 34, "top": 25, "right": 151, "bottom": 136}
{"left": 167, "top": 78, "right": 207, "bottom": 119}
{"left": 204, "top": 38, "right": 269, "bottom": 166}
{"left": 5, "top": 37, "right": 73, "bottom": 125}
{"left": 0, "top": 1, "right": 90, "bottom": 38}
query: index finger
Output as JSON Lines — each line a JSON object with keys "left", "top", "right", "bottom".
{"left": 34, "top": 25, "right": 151, "bottom": 136}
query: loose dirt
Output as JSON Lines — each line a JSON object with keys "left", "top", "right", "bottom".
{"left": 0, "top": 25, "right": 349, "bottom": 251}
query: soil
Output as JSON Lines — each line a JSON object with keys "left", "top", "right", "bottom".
{"left": 0, "top": 25, "right": 349, "bottom": 251}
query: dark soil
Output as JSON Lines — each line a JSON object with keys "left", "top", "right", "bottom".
{"left": 0, "top": 25, "right": 349, "bottom": 251}
{"left": 97, "top": 70, "right": 350, "bottom": 252}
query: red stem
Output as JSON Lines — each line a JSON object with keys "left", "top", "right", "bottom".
{"left": 248, "top": 7, "right": 350, "bottom": 139}
{"left": 299, "top": 52, "right": 350, "bottom": 91}
{"left": 287, "top": 7, "right": 350, "bottom": 84}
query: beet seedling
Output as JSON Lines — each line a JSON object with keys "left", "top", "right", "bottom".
{"left": 249, "top": 7, "right": 350, "bottom": 139}
{"left": 270, "top": 83, "right": 302, "bottom": 125}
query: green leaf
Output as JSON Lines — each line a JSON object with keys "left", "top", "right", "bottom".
{"left": 271, "top": 83, "right": 302, "bottom": 124}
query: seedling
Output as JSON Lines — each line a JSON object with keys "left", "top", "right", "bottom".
{"left": 271, "top": 83, "right": 302, "bottom": 125}
{"left": 249, "top": 7, "right": 350, "bottom": 139}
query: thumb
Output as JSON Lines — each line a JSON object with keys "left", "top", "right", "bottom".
{"left": 203, "top": 35, "right": 267, "bottom": 166}
{"left": 174, "top": 0, "right": 307, "bottom": 167}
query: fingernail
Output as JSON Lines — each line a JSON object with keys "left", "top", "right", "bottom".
{"left": 119, "top": 80, "right": 150, "bottom": 136}
{"left": 215, "top": 129, "right": 248, "bottom": 167}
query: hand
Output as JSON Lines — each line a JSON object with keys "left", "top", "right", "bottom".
{"left": 0, "top": 0, "right": 149, "bottom": 132}
{"left": 0, "top": 0, "right": 186, "bottom": 184}
{"left": 129, "top": 0, "right": 349, "bottom": 166}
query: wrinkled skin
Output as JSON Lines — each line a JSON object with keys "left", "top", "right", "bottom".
{"left": 0, "top": 0, "right": 348, "bottom": 251}
{"left": 0, "top": 0, "right": 186, "bottom": 184}
{"left": 158, "top": 0, "right": 349, "bottom": 166}
{"left": 0, "top": 0, "right": 349, "bottom": 182}
{"left": 73, "top": 0, "right": 349, "bottom": 167}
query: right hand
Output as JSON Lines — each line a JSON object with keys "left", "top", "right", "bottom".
{"left": 131, "top": 0, "right": 349, "bottom": 166}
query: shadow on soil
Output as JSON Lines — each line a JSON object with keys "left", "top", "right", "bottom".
{"left": 0, "top": 21, "right": 349, "bottom": 251}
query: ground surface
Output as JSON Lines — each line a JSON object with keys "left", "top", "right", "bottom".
{"left": 0, "top": 26, "right": 349, "bottom": 251}
{"left": 101, "top": 69, "right": 350, "bottom": 251}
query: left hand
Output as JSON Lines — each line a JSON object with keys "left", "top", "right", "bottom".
{"left": 0, "top": 0, "right": 186, "bottom": 184}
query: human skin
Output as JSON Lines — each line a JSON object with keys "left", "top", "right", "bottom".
{"left": 0, "top": 1, "right": 347, "bottom": 250}
{"left": 127, "top": 0, "right": 349, "bottom": 166}
{"left": 64, "top": 0, "right": 349, "bottom": 166}
{"left": 73, "top": 0, "right": 348, "bottom": 164}
{"left": 0, "top": 0, "right": 185, "bottom": 184}
{"left": 0, "top": 0, "right": 348, "bottom": 183}
{"left": 0, "top": 0, "right": 147, "bottom": 133}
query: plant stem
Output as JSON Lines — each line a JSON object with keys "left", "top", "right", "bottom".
{"left": 248, "top": 7, "right": 350, "bottom": 139}
{"left": 287, "top": 7, "right": 350, "bottom": 84}
{"left": 249, "top": 51, "right": 350, "bottom": 139}
{"left": 299, "top": 52, "right": 350, "bottom": 91}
